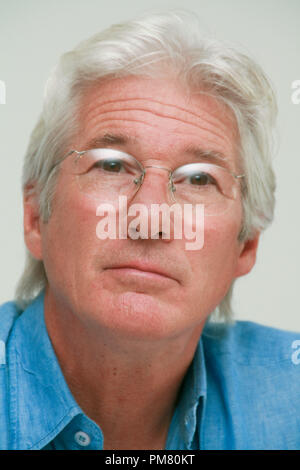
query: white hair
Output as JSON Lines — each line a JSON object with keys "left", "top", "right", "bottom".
{"left": 15, "top": 11, "right": 277, "bottom": 322}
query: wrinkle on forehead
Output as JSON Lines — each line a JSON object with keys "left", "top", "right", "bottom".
{"left": 78, "top": 76, "right": 240, "bottom": 167}
{"left": 84, "top": 103, "right": 232, "bottom": 148}
{"left": 84, "top": 96, "right": 233, "bottom": 136}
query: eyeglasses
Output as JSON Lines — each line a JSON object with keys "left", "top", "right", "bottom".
{"left": 53, "top": 148, "right": 245, "bottom": 215}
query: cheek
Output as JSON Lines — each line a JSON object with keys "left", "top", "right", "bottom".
{"left": 186, "top": 213, "right": 242, "bottom": 293}
{"left": 204, "top": 215, "right": 241, "bottom": 256}
{"left": 180, "top": 221, "right": 240, "bottom": 317}
{"left": 40, "top": 186, "right": 101, "bottom": 285}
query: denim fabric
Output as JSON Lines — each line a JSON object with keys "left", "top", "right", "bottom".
{"left": 0, "top": 292, "right": 299, "bottom": 450}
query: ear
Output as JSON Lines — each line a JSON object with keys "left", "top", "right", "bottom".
{"left": 234, "top": 232, "right": 260, "bottom": 278}
{"left": 23, "top": 186, "right": 43, "bottom": 260}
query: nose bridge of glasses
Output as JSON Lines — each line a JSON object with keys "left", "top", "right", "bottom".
{"left": 131, "top": 164, "right": 175, "bottom": 204}
{"left": 144, "top": 164, "right": 172, "bottom": 175}
{"left": 139, "top": 165, "right": 173, "bottom": 187}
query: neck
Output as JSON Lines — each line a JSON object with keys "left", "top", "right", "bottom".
{"left": 44, "top": 289, "right": 204, "bottom": 449}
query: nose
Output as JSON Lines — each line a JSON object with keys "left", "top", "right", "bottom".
{"left": 127, "top": 166, "right": 176, "bottom": 241}
{"left": 135, "top": 166, "right": 173, "bottom": 202}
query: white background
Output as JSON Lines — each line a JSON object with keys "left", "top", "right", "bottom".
{"left": 0, "top": 0, "right": 299, "bottom": 331}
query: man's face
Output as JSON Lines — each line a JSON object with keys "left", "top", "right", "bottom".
{"left": 29, "top": 76, "right": 257, "bottom": 340}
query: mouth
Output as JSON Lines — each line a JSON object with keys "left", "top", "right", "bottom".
{"left": 104, "top": 261, "right": 179, "bottom": 283}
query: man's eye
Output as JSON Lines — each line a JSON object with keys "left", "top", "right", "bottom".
{"left": 188, "top": 172, "right": 216, "bottom": 186}
{"left": 94, "top": 159, "right": 125, "bottom": 173}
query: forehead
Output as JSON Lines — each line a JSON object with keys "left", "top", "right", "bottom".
{"left": 77, "top": 75, "right": 240, "bottom": 168}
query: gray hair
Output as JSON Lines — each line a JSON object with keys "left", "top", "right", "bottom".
{"left": 15, "top": 11, "right": 277, "bottom": 322}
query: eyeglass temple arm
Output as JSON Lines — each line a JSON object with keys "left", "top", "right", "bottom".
{"left": 49, "top": 150, "right": 86, "bottom": 174}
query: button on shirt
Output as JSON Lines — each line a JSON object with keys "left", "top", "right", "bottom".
{"left": 0, "top": 292, "right": 299, "bottom": 450}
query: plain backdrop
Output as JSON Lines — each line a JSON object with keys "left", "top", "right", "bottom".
{"left": 0, "top": 0, "right": 299, "bottom": 331}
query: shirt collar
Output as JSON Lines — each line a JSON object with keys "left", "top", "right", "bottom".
{"left": 9, "top": 291, "right": 207, "bottom": 450}
{"left": 165, "top": 335, "right": 207, "bottom": 449}
{"left": 8, "top": 291, "right": 82, "bottom": 449}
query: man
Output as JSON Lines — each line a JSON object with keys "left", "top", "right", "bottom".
{"left": 0, "top": 12, "right": 299, "bottom": 450}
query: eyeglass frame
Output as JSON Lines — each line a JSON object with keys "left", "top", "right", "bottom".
{"left": 49, "top": 147, "right": 246, "bottom": 202}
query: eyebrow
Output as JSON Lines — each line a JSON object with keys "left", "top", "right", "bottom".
{"left": 184, "top": 146, "right": 230, "bottom": 169}
{"left": 84, "top": 133, "right": 134, "bottom": 150}
{"left": 83, "top": 133, "right": 231, "bottom": 168}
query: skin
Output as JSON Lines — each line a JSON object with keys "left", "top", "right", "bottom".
{"left": 24, "top": 76, "right": 259, "bottom": 449}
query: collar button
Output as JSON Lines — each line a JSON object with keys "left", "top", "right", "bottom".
{"left": 74, "top": 431, "right": 91, "bottom": 447}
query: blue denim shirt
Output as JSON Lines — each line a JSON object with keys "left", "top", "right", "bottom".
{"left": 0, "top": 292, "right": 299, "bottom": 450}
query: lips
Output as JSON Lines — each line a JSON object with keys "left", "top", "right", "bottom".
{"left": 104, "top": 260, "right": 179, "bottom": 283}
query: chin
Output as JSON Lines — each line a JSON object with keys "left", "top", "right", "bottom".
{"left": 87, "top": 290, "right": 187, "bottom": 341}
